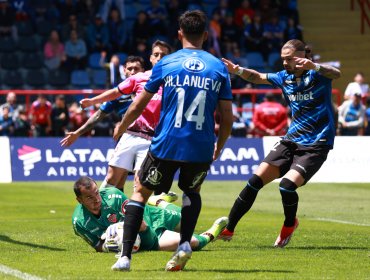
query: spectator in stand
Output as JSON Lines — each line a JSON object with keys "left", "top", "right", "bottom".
{"left": 208, "top": 10, "right": 222, "bottom": 57}
{"left": 29, "top": 95, "right": 52, "bottom": 137}
{"left": 263, "top": 14, "right": 284, "bottom": 57}
{"left": 0, "top": 91, "right": 22, "bottom": 122}
{"left": 212, "top": 0, "right": 233, "bottom": 23}
{"left": 101, "top": 0, "right": 125, "bottom": 23}
{"left": 44, "top": 30, "right": 66, "bottom": 70}
{"left": 252, "top": 92, "right": 288, "bottom": 137}
{"left": 51, "top": 95, "right": 70, "bottom": 137}
{"left": 234, "top": 0, "right": 255, "bottom": 29}
{"left": 65, "top": 29, "right": 88, "bottom": 72}
{"left": 344, "top": 72, "right": 369, "bottom": 101}
{"left": 165, "top": 0, "right": 184, "bottom": 44}
{"left": 131, "top": 11, "right": 152, "bottom": 51}
{"left": 0, "top": 105, "right": 14, "bottom": 136}
{"left": 61, "top": 14, "right": 85, "bottom": 42}
{"left": 365, "top": 98, "right": 370, "bottom": 135}
{"left": 11, "top": 0, "right": 33, "bottom": 22}
{"left": 0, "top": 0, "right": 18, "bottom": 40}
{"left": 13, "top": 106, "right": 30, "bottom": 136}
{"left": 145, "top": 0, "right": 167, "bottom": 36}
{"left": 243, "top": 13, "right": 267, "bottom": 58}
{"left": 231, "top": 104, "right": 248, "bottom": 137}
{"left": 56, "top": 0, "right": 85, "bottom": 24}
{"left": 86, "top": 13, "right": 110, "bottom": 52}
{"left": 99, "top": 51, "right": 125, "bottom": 87}
{"left": 220, "top": 11, "right": 241, "bottom": 55}
{"left": 338, "top": 93, "right": 366, "bottom": 136}
{"left": 107, "top": 8, "right": 127, "bottom": 53}
{"left": 284, "top": 16, "right": 302, "bottom": 42}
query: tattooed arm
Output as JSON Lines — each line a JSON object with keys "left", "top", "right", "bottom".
{"left": 60, "top": 109, "right": 108, "bottom": 147}
{"left": 221, "top": 58, "right": 270, "bottom": 85}
{"left": 294, "top": 57, "right": 341, "bottom": 80}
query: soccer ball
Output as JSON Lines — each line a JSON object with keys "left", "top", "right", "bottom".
{"left": 132, "top": 234, "right": 141, "bottom": 253}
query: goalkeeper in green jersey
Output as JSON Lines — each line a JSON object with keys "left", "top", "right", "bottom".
{"left": 72, "top": 176, "right": 228, "bottom": 253}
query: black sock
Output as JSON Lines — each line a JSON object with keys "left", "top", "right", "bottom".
{"left": 120, "top": 200, "right": 145, "bottom": 259}
{"left": 179, "top": 192, "right": 202, "bottom": 245}
{"left": 227, "top": 175, "right": 263, "bottom": 232}
{"left": 280, "top": 189, "right": 299, "bottom": 227}
{"left": 279, "top": 178, "right": 299, "bottom": 227}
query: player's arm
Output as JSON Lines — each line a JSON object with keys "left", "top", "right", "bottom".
{"left": 294, "top": 57, "right": 341, "bottom": 80}
{"left": 213, "top": 100, "right": 233, "bottom": 160}
{"left": 221, "top": 58, "right": 271, "bottom": 85}
{"left": 80, "top": 88, "right": 121, "bottom": 109}
{"left": 113, "top": 90, "right": 153, "bottom": 141}
{"left": 60, "top": 109, "right": 108, "bottom": 147}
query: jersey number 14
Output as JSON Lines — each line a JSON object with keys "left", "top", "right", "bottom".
{"left": 175, "top": 88, "right": 206, "bottom": 130}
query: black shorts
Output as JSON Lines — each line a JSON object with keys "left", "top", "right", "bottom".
{"left": 138, "top": 152, "right": 211, "bottom": 192}
{"left": 263, "top": 140, "right": 330, "bottom": 185}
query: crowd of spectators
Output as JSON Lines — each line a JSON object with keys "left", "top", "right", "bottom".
{"left": 0, "top": 0, "right": 369, "bottom": 137}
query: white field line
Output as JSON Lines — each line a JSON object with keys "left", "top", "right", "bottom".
{"left": 0, "top": 264, "right": 44, "bottom": 280}
{"left": 311, "top": 217, "right": 370, "bottom": 227}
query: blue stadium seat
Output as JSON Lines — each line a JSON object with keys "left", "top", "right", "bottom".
{"left": 71, "top": 70, "right": 91, "bottom": 88}
{"left": 18, "top": 36, "right": 39, "bottom": 52}
{"left": 48, "top": 69, "right": 70, "bottom": 88}
{"left": 88, "top": 52, "right": 103, "bottom": 69}
{"left": 92, "top": 69, "right": 107, "bottom": 88}
{"left": 1, "top": 53, "right": 20, "bottom": 70}
{"left": 117, "top": 52, "right": 128, "bottom": 64}
{"left": 25, "top": 69, "right": 47, "bottom": 88}
{"left": 16, "top": 21, "right": 34, "bottom": 37}
{"left": 3, "top": 70, "right": 24, "bottom": 88}
{"left": 241, "top": 102, "right": 254, "bottom": 127}
{"left": 0, "top": 37, "right": 17, "bottom": 53}
{"left": 125, "top": 4, "right": 138, "bottom": 20}
{"left": 246, "top": 52, "right": 265, "bottom": 70}
{"left": 268, "top": 52, "right": 281, "bottom": 68}
{"left": 22, "top": 53, "right": 44, "bottom": 69}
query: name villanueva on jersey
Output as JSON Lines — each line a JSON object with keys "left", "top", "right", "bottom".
{"left": 164, "top": 74, "right": 222, "bottom": 93}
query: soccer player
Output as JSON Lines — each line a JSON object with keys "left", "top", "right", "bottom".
{"left": 219, "top": 39, "right": 341, "bottom": 247}
{"left": 72, "top": 176, "right": 227, "bottom": 253}
{"left": 111, "top": 10, "right": 233, "bottom": 271}
{"left": 78, "top": 40, "right": 172, "bottom": 193}
{"left": 60, "top": 56, "right": 145, "bottom": 190}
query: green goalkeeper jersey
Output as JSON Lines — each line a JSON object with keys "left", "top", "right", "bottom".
{"left": 72, "top": 187, "right": 181, "bottom": 251}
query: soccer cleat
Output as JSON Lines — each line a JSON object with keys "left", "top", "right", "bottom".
{"left": 218, "top": 228, "right": 234, "bottom": 241}
{"left": 274, "top": 218, "right": 299, "bottom": 248}
{"left": 165, "top": 241, "right": 192, "bottom": 271}
{"left": 201, "top": 216, "right": 229, "bottom": 241}
{"left": 111, "top": 256, "right": 131, "bottom": 271}
{"left": 148, "top": 192, "right": 178, "bottom": 206}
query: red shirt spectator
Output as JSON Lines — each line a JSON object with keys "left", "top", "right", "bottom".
{"left": 252, "top": 93, "right": 288, "bottom": 137}
{"left": 234, "top": 0, "right": 255, "bottom": 29}
{"left": 29, "top": 95, "right": 52, "bottom": 137}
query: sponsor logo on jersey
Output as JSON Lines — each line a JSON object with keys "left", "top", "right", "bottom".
{"left": 17, "top": 145, "right": 42, "bottom": 176}
{"left": 107, "top": 214, "right": 117, "bottom": 223}
{"left": 182, "top": 57, "right": 206, "bottom": 73}
{"left": 146, "top": 167, "right": 162, "bottom": 185}
{"left": 121, "top": 199, "right": 129, "bottom": 214}
{"left": 287, "top": 91, "right": 314, "bottom": 102}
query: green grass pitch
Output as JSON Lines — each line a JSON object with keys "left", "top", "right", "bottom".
{"left": 0, "top": 181, "right": 369, "bottom": 279}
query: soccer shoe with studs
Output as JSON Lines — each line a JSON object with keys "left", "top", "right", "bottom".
{"left": 274, "top": 218, "right": 299, "bottom": 248}
{"left": 218, "top": 228, "right": 234, "bottom": 241}
{"left": 165, "top": 241, "right": 192, "bottom": 271}
{"left": 201, "top": 216, "right": 229, "bottom": 241}
{"left": 148, "top": 192, "right": 178, "bottom": 206}
{"left": 111, "top": 256, "right": 131, "bottom": 271}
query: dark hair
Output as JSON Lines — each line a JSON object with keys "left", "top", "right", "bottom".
{"left": 73, "top": 176, "right": 97, "bottom": 197}
{"left": 179, "top": 10, "right": 207, "bottom": 42}
{"left": 152, "top": 40, "right": 172, "bottom": 54}
{"left": 282, "top": 39, "right": 312, "bottom": 60}
{"left": 124, "top": 55, "right": 145, "bottom": 68}
{"left": 55, "top": 94, "right": 65, "bottom": 101}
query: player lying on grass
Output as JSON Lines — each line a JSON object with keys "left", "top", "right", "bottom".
{"left": 72, "top": 176, "right": 228, "bottom": 253}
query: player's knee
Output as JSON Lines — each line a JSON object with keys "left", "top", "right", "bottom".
{"left": 279, "top": 178, "right": 299, "bottom": 205}
{"left": 248, "top": 174, "right": 264, "bottom": 190}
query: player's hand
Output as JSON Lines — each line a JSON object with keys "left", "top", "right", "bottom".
{"left": 79, "top": 98, "right": 93, "bottom": 109}
{"left": 60, "top": 131, "right": 79, "bottom": 147}
{"left": 294, "top": 57, "right": 315, "bottom": 70}
{"left": 113, "top": 124, "right": 124, "bottom": 142}
{"left": 221, "top": 58, "right": 240, "bottom": 75}
{"left": 213, "top": 143, "right": 222, "bottom": 161}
